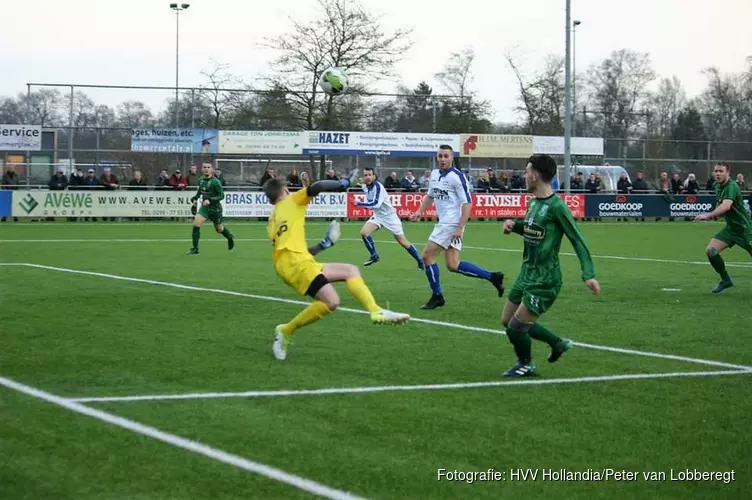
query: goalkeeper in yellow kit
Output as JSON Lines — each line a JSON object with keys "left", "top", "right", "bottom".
{"left": 264, "top": 170, "right": 411, "bottom": 360}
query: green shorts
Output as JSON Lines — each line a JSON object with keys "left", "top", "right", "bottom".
{"left": 508, "top": 279, "right": 561, "bottom": 317}
{"left": 198, "top": 206, "right": 223, "bottom": 225}
{"left": 714, "top": 227, "right": 752, "bottom": 253}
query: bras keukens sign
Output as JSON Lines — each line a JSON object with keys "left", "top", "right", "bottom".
{"left": 0, "top": 124, "right": 42, "bottom": 151}
{"left": 130, "top": 128, "right": 218, "bottom": 154}
{"left": 302, "top": 131, "right": 460, "bottom": 157}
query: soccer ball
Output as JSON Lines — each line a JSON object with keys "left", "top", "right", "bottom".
{"left": 318, "top": 67, "right": 349, "bottom": 96}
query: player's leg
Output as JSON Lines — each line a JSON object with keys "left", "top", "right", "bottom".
{"left": 706, "top": 235, "right": 732, "bottom": 293}
{"left": 502, "top": 287, "right": 570, "bottom": 377}
{"left": 189, "top": 212, "right": 207, "bottom": 254}
{"left": 500, "top": 282, "right": 533, "bottom": 376}
{"left": 445, "top": 246, "right": 505, "bottom": 297}
{"left": 213, "top": 213, "right": 234, "bottom": 250}
{"left": 274, "top": 274, "right": 336, "bottom": 360}
{"left": 309, "top": 220, "right": 341, "bottom": 255}
{"left": 360, "top": 221, "right": 380, "bottom": 266}
{"left": 394, "top": 233, "right": 424, "bottom": 270}
{"left": 322, "top": 263, "right": 410, "bottom": 324}
{"left": 421, "top": 240, "right": 446, "bottom": 309}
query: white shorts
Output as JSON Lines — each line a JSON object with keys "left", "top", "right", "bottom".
{"left": 429, "top": 223, "right": 464, "bottom": 250}
{"left": 366, "top": 213, "right": 404, "bottom": 236}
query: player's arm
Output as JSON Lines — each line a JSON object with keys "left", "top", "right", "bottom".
{"left": 455, "top": 174, "right": 473, "bottom": 233}
{"left": 357, "top": 183, "right": 385, "bottom": 209}
{"left": 503, "top": 219, "right": 525, "bottom": 236}
{"left": 409, "top": 189, "right": 435, "bottom": 221}
{"left": 293, "top": 169, "right": 358, "bottom": 206}
{"left": 557, "top": 204, "right": 597, "bottom": 285}
{"left": 190, "top": 183, "right": 201, "bottom": 203}
{"left": 208, "top": 178, "right": 224, "bottom": 202}
{"left": 697, "top": 199, "right": 733, "bottom": 220}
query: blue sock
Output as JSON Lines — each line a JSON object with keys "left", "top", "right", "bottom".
{"left": 362, "top": 236, "right": 377, "bottom": 258}
{"left": 406, "top": 244, "right": 422, "bottom": 264}
{"left": 425, "top": 263, "right": 442, "bottom": 295}
{"left": 457, "top": 261, "right": 493, "bottom": 280}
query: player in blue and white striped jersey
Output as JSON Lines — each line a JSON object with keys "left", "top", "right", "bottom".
{"left": 355, "top": 167, "right": 424, "bottom": 269}
{"left": 409, "top": 145, "right": 505, "bottom": 309}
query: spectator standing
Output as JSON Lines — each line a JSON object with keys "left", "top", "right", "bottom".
{"left": 214, "top": 168, "right": 226, "bottom": 186}
{"left": 156, "top": 169, "right": 171, "bottom": 189}
{"left": 101, "top": 167, "right": 120, "bottom": 190}
{"left": 48, "top": 168, "right": 68, "bottom": 190}
{"left": 617, "top": 173, "right": 632, "bottom": 194}
{"left": 259, "top": 167, "right": 275, "bottom": 186}
{"left": 670, "top": 173, "right": 683, "bottom": 194}
{"left": 400, "top": 170, "right": 419, "bottom": 192}
{"left": 287, "top": 168, "right": 301, "bottom": 187}
{"left": 384, "top": 172, "right": 400, "bottom": 190}
{"left": 632, "top": 172, "right": 649, "bottom": 193}
{"left": 684, "top": 173, "right": 700, "bottom": 194}
{"left": 128, "top": 171, "right": 148, "bottom": 190}
{"left": 170, "top": 169, "right": 188, "bottom": 190}
{"left": 300, "top": 171, "right": 311, "bottom": 188}
{"left": 186, "top": 164, "right": 200, "bottom": 187}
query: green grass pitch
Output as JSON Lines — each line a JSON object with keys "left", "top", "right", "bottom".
{"left": 0, "top": 220, "right": 750, "bottom": 499}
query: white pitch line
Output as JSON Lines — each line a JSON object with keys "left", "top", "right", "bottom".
{"left": 68, "top": 369, "right": 752, "bottom": 404}
{"left": 6, "top": 263, "right": 751, "bottom": 371}
{"left": 0, "top": 238, "right": 272, "bottom": 243}
{"left": 2, "top": 236, "right": 752, "bottom": 269}
{"left": 0, "top": 375, "right": 365, "bottom": 500}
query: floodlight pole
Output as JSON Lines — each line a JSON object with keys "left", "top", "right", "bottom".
{"left": 170, "top": 3, "right": 190, "bottom": 128}
{"left": 563, "top": 0, "right": 573, "bottom": 193}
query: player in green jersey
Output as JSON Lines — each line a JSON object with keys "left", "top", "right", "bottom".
{"left": 500, "top": 154, "right": 601, "bottom": 377}
{"left": 188, "top": 163, "right": 234, "bottom": 255}
{"left": 695, "top": 162, "right": 752, "bottom": 293}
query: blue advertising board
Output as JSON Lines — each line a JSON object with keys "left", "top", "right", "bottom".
{"left": 0, "top": 190, "right": 11, "bottom": 217}
{"left": 584, "top": 194, "right": 720, "bottom": 218}
{"left": 130, "top": 128, "right": 218, "bottom": 154}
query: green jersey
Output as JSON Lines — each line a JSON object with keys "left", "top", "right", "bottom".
{"left": 513, "top": 194, "right": 595, "bottom": 285}
{"left": 193, "top": 176, "right": 225, "bottom": 209}
{"left": 715, "top": 180, "right": 750, "bottom": 234}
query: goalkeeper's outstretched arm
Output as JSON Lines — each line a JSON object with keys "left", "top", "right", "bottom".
{"left": 306, "top": 169, "right": 359, "bottom": 197}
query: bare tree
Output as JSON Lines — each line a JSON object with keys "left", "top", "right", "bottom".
{"left": 649, "top": 76, "right": 687, "bottom": 138}
{"left": 698, "top": 66, "right": 751, "bottom": 142}
{"left": 264, "top": 0, "right": 412, "bottom": 178}
{"left": 196, "top": 59, "right": 241, "bottom": 129}
{"left": 116, "top": 100, "right": 155, "bottom": 128}
{"left": 435, "top": 48, "right": 492, "bottom": 133}
{"left": 505, "top": 52, "right": 564, "bottom": 135}
{"left": 24, "top": 89, "right": 63, "bottom": 127}
{"left": 584, "top": 49, "right": 656, "bottom": 139}
{"left": 0, "top": 96, "right": 24, "bottom": 123}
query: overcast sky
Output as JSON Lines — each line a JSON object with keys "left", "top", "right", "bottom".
{"left": 2, "top": 0, "right": 750, "bottom": 124}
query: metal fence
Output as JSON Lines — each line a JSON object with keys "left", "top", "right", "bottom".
{"left": 4, "top": 82, "right": 752, "bottom": 189}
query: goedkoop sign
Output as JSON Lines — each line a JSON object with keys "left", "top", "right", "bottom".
{"left": 585, "top": 194, "right": 719, "bottom": 218}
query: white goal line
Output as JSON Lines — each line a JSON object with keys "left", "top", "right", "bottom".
{"left": 68, "top": 369, "right": 752, "bottom": 404}
{"left": 2, "top": 237, "right": 751, "bottom": 268}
